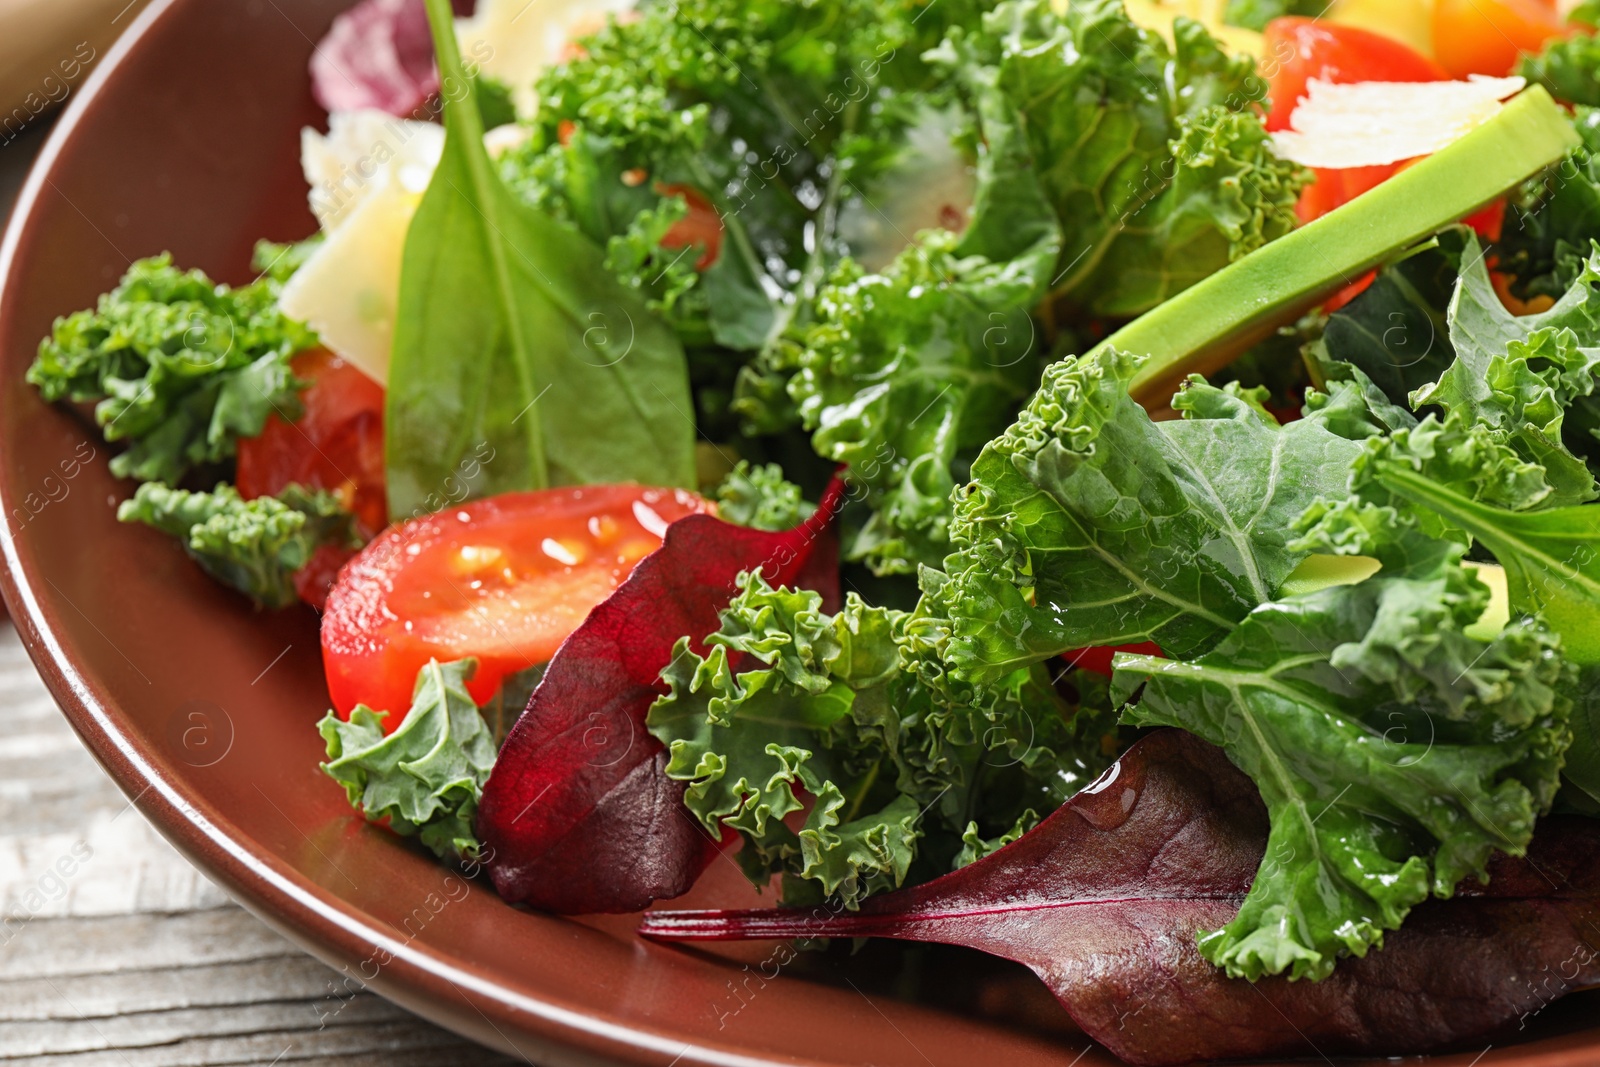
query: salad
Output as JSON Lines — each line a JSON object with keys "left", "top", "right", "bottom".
{"left": 27, "top": 0, "right": 1600, "bottom": 1061}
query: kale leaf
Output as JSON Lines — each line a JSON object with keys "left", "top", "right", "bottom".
{"left": 1518, "top": 34, "right": 1600, "bottom": 108}
{"left": 27, "top": 254, "right": 314, "bottom": 484}
{"left": 318, "top": 658, "right": 498, "bottom": 861}
{"left": 950, "top": 0, "right": 1305, "bottom": 319}
{"left": 1114, "top": 560, "right": 1572, "bottom": 980}
{"left": 714, "top": 461, "right": 812, "bottom": 532}
{"left": 932, "top": 349, "right": 1376, "bottom": 685}
{"left": 118, "top": 481, "right": 358, "bottom": 609}
{"left": 646, "top": 571, "right": 1112, "bottom": 907}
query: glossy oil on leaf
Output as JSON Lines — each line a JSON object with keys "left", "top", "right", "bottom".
{"left": 385, "top": 0, "right": 696, "bottom": 518}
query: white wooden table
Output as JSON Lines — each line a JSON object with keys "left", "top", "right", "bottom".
{"left": 0, "top": 119, "right": 519, "bottom": 1067}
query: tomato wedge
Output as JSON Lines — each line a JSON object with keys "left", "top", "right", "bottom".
{"left": 237, "top": 347, "right": 387, "bottom": 609}
{"left": 321, "top": 485, "right": 712, "bottom": 728}
{"left": 657, "top": 183, "right": 723, "bottom": 270}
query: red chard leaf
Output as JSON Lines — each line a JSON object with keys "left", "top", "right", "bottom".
{"left": 640, "top": 730, "right": 1600, "bottom": 1066}
{"left": 476, "top": 479, "right": 845, "bottom": 913}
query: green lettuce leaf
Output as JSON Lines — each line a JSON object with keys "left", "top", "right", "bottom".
{"left": 117, "top": 481, "right": 358, "bottom": 609}
{"left": 1114, "top": 563, "right": 1573, "bottom": 981}
{"left": 318, "top": 659, "right": 498, "bottom": 862}
{"left": 646, "top": 572, "right": 1112, "bottom": 906}
{"left": 932, "top": 349, "right": 1374, "bottom": 685}
{"left": 26, "top": 254, "right": 313, "bottom": 484}
{"left": 946, "top": 0, "right": 1305, "bottom": 318}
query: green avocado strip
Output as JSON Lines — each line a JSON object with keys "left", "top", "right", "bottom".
{"left": 1101, "top": 87, "right": 1580, "bottom": 405}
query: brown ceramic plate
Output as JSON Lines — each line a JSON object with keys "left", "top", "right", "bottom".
{"left": 3, "top": 2, "right": 1600, "bottom": 1065}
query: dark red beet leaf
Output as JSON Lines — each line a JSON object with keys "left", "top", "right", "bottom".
{"left": 476, "top": 479, "right": 846, "bottom": 913}
{"left": 639, "top": 730, "right": 1600, "bottom": 1066}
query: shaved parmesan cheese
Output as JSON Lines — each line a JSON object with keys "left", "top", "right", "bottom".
{"left": 281, "top": 111, "right": 443, "bottom": 384}
{"left": 283, "top": 110, "right": 530, "bottom": 385}
{"left": 1272, "top": 76, "right": 1526, "bottom": 170}
{"left": 456, "top": 0, "right": 636, "bottom": 119}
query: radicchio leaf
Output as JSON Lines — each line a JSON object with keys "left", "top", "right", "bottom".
{"left": 311, "top": 0, "right": 446, "bottom": 117}
{"left": 476, "top": 479, "right": 845, "bottom": 913}
{"left": 640, "top": 730, "right": 1600, "bottom": 1066}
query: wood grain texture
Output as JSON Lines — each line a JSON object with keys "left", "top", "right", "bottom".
{"left": 0, "top": 621, "right": 523, "bottom": 1065}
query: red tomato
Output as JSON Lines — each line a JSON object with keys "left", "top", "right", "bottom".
{"left": 321, "top": 485, "right": 713, "bottom": 728}
{"left": 657, "top": 183, "right": 724, "bottom": 270}
{"left": 1261, "top": 18, "right": 1446, "bottom": 133}
{"left": 237, "top": 347, "right": 387, "bottom": 610}
{"left": 1062, "top": 642, "right": 1164, "bottom": 679}
{"left": 1433, "top": 0, "right": 1566, "bottom": 78}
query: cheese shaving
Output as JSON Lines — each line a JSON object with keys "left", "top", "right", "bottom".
{"left": 1271, "top": 76, "right": 1526, "bottom": 170}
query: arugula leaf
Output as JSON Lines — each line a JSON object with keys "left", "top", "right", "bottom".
{"left": 385, "top": 0, "right": 697, "bottom": 517}
{"left": 714, "top": 461, "right": 812, "bottom": 532}
{"left": 319, "top": 658, "right": 498, "bottom": 861}
{"left": 932, "top": 349, "right": 1374, "bottom": 685}
{"left": 1114, "top": 564, "right": 1573, "bottom": 981}
{"left": 1518, "top": 34, "right": 1600, "bottom": 108}
{"left": 27, "top": 254, "right": 313, "bottom": 484}
{"left": 118, "top": 481, "right": 358, "bottom": 609}
{"left": 947, "top": 0, "right": 1305, "bottom": 318}
{"left": 646, "top": 572, "right": 1111, "bottom": 907}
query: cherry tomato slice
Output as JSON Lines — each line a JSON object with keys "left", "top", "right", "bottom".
{"left": 657, "top": 183, "right": 724, "bottom": 270}
{"left": 236, "top": 347, "right": 387, "bottom": 610}
{"left": 1433, "top": 0, "right": 1566, "bottom": 78}
{"left": 321, "top": 485, "right": 713, "bottom": 729}
{"left": 1262, "top": 18, "right": 1446, "bottom": 133}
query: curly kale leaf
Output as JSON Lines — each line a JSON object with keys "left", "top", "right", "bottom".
{"left": 504, "top": 0, "right": 982, "bottom": 352}
{"left": 1500, "top": 109, "right": 1600, "bottom": 305}
{"left": 947, "top": 0, "right": 1305, "bottom": 318}
{"left": 27, "top": 255, "right": 315, "bottom": 484}
{"left": 118, "top": 482, "right": 358, "bottom": 609}
{"left": 734, "top": 60, "right": 1061, "bottom": 575}
{"left": 1301, "top": 411, "right": 1600, "bottom": 665}
{"left": 714, "top": 461, "right": 813, "bottom": 532}
{"left": 646, "top": 572, "right": 1112, "bottom": 907}
{"left": 1519, "top": 34, "right": 1600, "bottom": 108}
{"left": 1115, "top": 554, "right": 1573, "bottom": 981}
{"left": 318, "top": 659, "right": 498, "bottom": 861}
{"left": 932, "top": 349, "right": 1377, "bottom": 685}
{"left": 1408, "top": 232, "right": 1600, "bottom": 506}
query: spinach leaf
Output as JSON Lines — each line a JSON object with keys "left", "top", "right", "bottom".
{"left": 385, "top": 0, "right": 697, "bottom": 517}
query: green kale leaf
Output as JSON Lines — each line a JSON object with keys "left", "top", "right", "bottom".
{"left": 26, "top": 254, "right": 314, "bottom": 484}
{"left": 714, "top": 460, "right": 812, "bottom": 532}
{"left": 646, "top": 572, "right": 1112, "bottom": 907}
{"left": 117, "top": 481, "right": 358, "bottom": 609}
{"left": 947, "top": 0, "right": 1305, "bottom": 318}
{"left": 1519, "top": 34, "right": 1600, "bottom": 108}
{"left": 1114, "top": 561, "right": 1573, "bottom": 981}
{"left": 318, "top": 658, "right": 498, "bottom": 861}
{"left": 932, "top": 349, "right": 1375, "bottom": 685}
